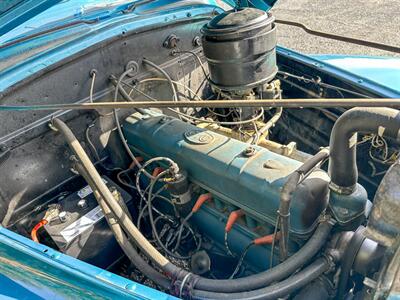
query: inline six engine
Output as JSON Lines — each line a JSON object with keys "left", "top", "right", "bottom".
{"left": 2, "top": 5, "right": 400, "bottom": 300}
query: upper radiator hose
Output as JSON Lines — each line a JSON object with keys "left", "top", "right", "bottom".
{"left": 329, "top": 107, "right": 400, "bottom": 194}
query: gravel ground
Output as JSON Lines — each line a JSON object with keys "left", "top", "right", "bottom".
{"left": 271, "top": 0, "right": 400, "bottom": 57}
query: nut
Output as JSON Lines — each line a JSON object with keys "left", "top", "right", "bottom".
{"left": 59, "top": 211, "right": 69, "bottom": 223}
{"left": 243, "top": 146, "right": 256, "bottom": 157}
{"left": 77, "top": 199, "right": 88, "bottom": 209}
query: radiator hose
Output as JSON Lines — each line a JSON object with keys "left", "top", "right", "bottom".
{"left": 192, "top": 257, "right": 332, "bottom": 300}
{"left": 329, "top": 107, "right": 400, "bottom": 193}
{"left": 279, "top": 148, "right": 329, "bottom": 260}
{"left": 53, "top": 118, "right": 334, "bottom": 298}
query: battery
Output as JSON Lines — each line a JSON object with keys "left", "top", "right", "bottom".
{"left": 44, "top": 176, "right": 132, "bottom": 269}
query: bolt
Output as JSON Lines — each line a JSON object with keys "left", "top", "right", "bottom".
{"left": 159, "top": 116, "right": 168, "bottom": 124}
{"left": 59, "top": 211, "right": 69, "bottom": 223}
{"left": 77, "top": 199, "right": 88, "bottom": 209}
{"left": 89, "top": 69, "right": 97, "bottom": 77}
{"left": 192, "top": 36, "right": 201, "bottom": 47}
{"left": 243, "top": 146, "right": 256, "bottom": 157}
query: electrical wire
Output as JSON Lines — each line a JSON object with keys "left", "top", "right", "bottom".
{"left": 85, "top": 123, "right": 101, "bottom": 161}
{"left": 138, "top": 78, "right": 203, "bottom": 100}
{"left": 173, "top": 212, "right": 193, "bottom": 252}
{"left": 224, "top": 231, "right": 234, "bottom": 257}
{"left": 229, "top": 242, "right": 255, "bottom": 279}
{"left": 113, "top": 68, "right": 152, "bottom": 176}
{"left": 142, "top": 58, "right": 182, "bottom": 119}
{"left": 85, "top": 122, "right": 123, "bottom": 172}
{"left": 173, "top": 50, "right": 210, "bottom": 81}
{"left": 270, "top": 216, "right": 280, "bottom": 268}
{"left": 147, "top": 171, "right": 193, "bottom": 260}
{"left": 112, "top": 69, "right": 180, "bottom": 180}
{"left": 137, "top": 187, "right": 170, "bottom": 230}
{"left": 31, "top": 219, "right": 48, "bottom": 243}
{"left": 119, "top": 77, "right": 266, "bottom": 126}
{"left": 89, "top": 71, "right": 96, "bottom": 103}
{"left": 277, "top": 71, "right": 371, "bottom": 98}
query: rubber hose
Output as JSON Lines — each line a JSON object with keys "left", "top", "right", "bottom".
{"left": 54, "top": 118, "right": 334, "bottom": 295}
{"left": 193, "top": 219, "right": 333, "bottom": 293}
{"left": 279, "top": 148, "right": 329, "bottom": 260}
{"left": 329, "top": 107, "right": 400, "bottom": 192}
{"left": 52, "top": 118, "right": 172, "bottom": 269}
{"left": 193, "top": 257, "right": 331, "bottom": 300}
{"left": 292, "top": 277, "right": 332, "bottom": 300}
{"left": 74, "top": 162, "right": 171, "bottom": 289}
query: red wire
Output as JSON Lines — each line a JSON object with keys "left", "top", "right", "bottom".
{"left": 31, "top": 219, "right": 48, "bottom": 243}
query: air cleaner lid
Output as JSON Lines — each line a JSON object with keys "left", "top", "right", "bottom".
{"left": 203, "top": 8, "right": 273, "bottom": 36}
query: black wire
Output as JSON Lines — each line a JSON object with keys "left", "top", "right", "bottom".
{"left": 229, "top": 242, "right": 255, "bottom": 279}
{"left": 85, "top": 122, "right": 122, "bottom": 172}
{"left": 173, "top": 50, "right": 210, "bottom": 81}
{"left": 147, "top": 171, "right": 192, "bottom": 260}
{"left": 277, "top": 71, "right": 371, "bottom": 98}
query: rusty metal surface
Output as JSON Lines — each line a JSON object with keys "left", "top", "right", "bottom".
{"left": 366, "top": 161, "right": 400, "bottom": 247}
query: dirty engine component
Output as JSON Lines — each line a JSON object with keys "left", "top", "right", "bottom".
{"left": 201, "top": 7, "right": 277, "bottom": 91}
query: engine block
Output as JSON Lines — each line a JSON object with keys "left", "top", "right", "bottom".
{"left": 123, "top": 111, "right": 330, "bottom": 237}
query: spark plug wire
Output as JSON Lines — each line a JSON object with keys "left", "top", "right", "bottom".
{"left": 224, "top": 209, "right": 245, "bottom": 256}
{"left": 191, "top": 193, "right": 212, "bottom": 213}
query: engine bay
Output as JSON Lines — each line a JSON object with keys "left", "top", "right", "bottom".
{"left": 1, "top": 6, "right": 399, "bottom": 300}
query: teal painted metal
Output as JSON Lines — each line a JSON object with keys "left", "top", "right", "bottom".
{"left": 1, "top": 2, "right": 399, "bottom": 98}
{"left": 192, "top": 205, "right": 278, "bottom": 271}
{"left": 0, "top": 0, "right": 277, "bottom": 45}
{"left": 0, "top": 0, "right": 62, "bottom": 36}
{"left": 221, "top": 0, "right": 278, "bottom": 10}
{"left": 0, "top": 3, "right": 223, "bottom": 92}
{"left": 278, "top": 47, "right": 400, "bottom": 98}
{"left": 328, "top": 184, "right": 368, "bottom": 228}
{"left": 0, "top": 226, "right": 177, "bottom": 300}
{"left": 123, "top": 112, "right": 329, "bottom": 236}
{"left": 312, "top": 54, "right": 400, "bottom": 94}
{"left": 0, "top": 1, "right": 24, "bottom": 14}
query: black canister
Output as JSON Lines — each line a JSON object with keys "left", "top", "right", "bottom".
{"left": 201, "top": 8, "right": 277, "bottom": 91}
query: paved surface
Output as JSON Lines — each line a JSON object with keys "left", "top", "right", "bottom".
{"left": 271, "top": 0, "right": 400, "bottom": 57}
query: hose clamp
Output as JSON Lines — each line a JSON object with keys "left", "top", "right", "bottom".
{"left": 172, "top": 272, "right": 199, "bottom": 299}
{"left": 329, "top": 181, "right": 356, "bottom": 195}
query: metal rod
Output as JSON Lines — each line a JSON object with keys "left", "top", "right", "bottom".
{"left": 275, "top": 19, "right": 400, "bottom": 54}
{"left": 2, "top": 98, "right": 400, "bottom": 111}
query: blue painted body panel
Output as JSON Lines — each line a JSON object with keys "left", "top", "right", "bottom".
{"left": 0, "top": 0, "right": 63, "bottom": 36}
{"left": 0, "top": 226, "right": 177, "bottom": 299}
{"left": 278, "top": 47, "right": 400, "bottom": 98}
{"left": 0, "top": 2, "right": 223, "bottom": 92}
{"left": 312, "top": 54, "right": 400, "bottom": 94}
{"left": 0, "top": 1, "right": 399, "bottom": 97}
